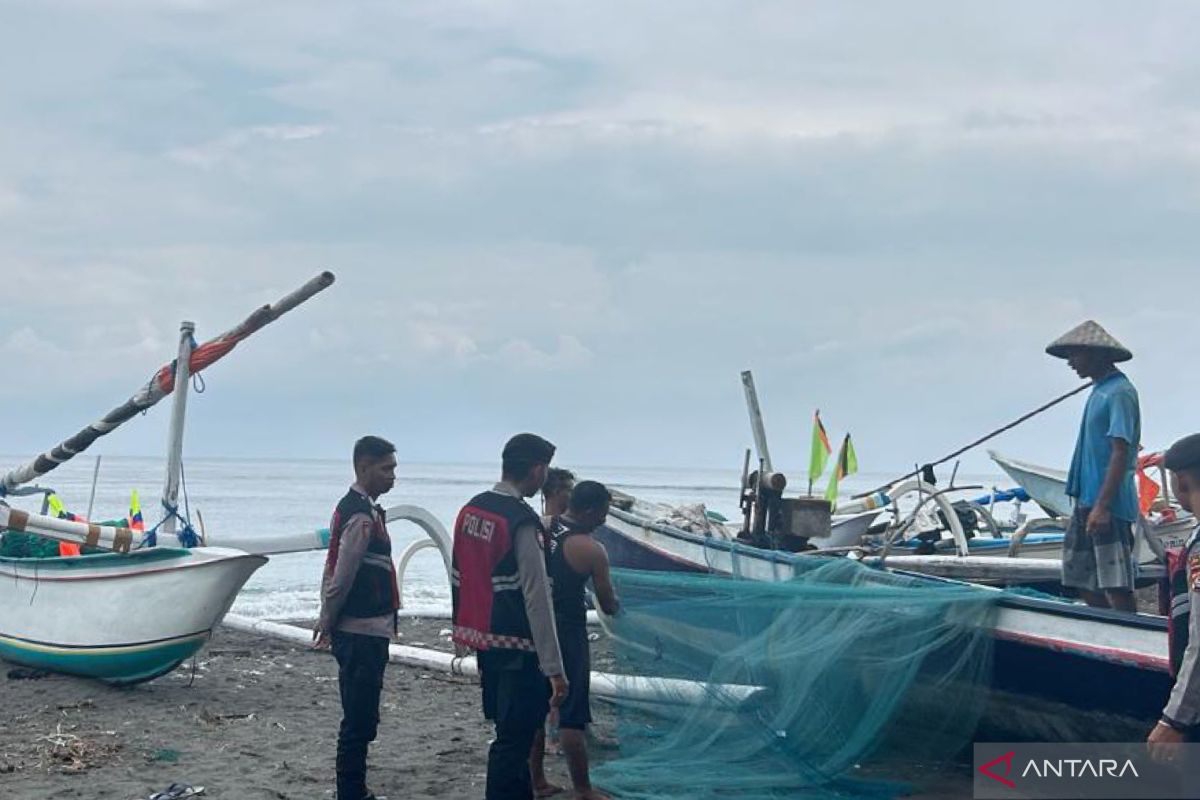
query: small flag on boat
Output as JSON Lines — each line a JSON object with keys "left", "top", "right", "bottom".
{"left": 47, "top": 493, "right": 84, "bottom": 555}
{"left": 808, "top": 410, "right": 832, "bottom": 485}
{"left": 1137, "top": 466, "right": 1160, "bottom": 515}
{"left": 47, "top": 493, "right": 86, "bottom": 522}
{"left": 47, "top": 493, "right": 69, "bottom": 520}
{"left": 128, "top": 490, "right": 145, "bottom": 532}
{"left": 825, "top": 433, "right": 859, "bottom": 509}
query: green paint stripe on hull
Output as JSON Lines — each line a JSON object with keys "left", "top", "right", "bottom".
{"left": 0, "top": 547, "right": 191, "bottom": 571}
{"left": 0, "top": 633, "right": 209, "bottom": 684}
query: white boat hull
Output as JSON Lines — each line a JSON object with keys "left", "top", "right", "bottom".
{"left": 0, "top": 546, "right": 265, "bottom": 683}
{"left": 599, "top": 509, "right": 1168, "bottom": 671}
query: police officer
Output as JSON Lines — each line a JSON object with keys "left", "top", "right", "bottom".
{"left": 452, "top": 433, "right": 567, "bottom": 800}
{"left": 314, "top": 436, "right": 400, "bottom": 800}
{"left": 1149, "top": 433, "right": 1200, "bottom": 759}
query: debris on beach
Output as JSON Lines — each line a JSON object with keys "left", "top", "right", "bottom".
{"left": 34, "top": 722, "right": 122, "bottom": 773}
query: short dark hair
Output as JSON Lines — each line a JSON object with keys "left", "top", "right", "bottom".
{"left": 502, "top": 458, "right": 540, "bottom": 481}
{"left": 353, "top": 435, "right": 396, "bottom": 466}
{"left": 501, "top": 433, "right": 555, "bottom": 480}
{"left": 543, "top": 468, "right": 576, "bottom": 496}
{"left": 569, "top": 480, "right": 612, "bottom": 513}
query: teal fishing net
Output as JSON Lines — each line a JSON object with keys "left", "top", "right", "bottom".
{"left": 593, "top": 559, "right": 1000, "bottom": 799}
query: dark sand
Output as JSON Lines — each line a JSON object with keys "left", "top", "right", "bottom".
{"left": 0, "top": 617, "right": 973, "bottom": 800}
{"left": 0, "top": 618, "right": 608, "bottom": 800}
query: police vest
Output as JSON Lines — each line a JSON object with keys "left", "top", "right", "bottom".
{"left": 323, "top": 489, "right": 399, "bottom": 620}
{"left": 451, "top": 491, "right": 543, "bottom": 652}
{"left": 1166, "top": 528, "right": 1200, "bottom": 677}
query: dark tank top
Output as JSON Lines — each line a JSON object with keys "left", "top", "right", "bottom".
{"left": 546, "top": 515, "right": 590, "bottom": 628}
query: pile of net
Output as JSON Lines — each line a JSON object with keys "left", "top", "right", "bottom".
{"left": 593, "top": 558, "right": 1000, "bottom": 799}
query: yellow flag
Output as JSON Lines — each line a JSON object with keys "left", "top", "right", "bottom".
{"left": 824, "top": 434, "right": 858, "bottom": 509}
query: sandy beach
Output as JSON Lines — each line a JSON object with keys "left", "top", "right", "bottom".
{"left": 0, "top": 615, "right": 983, "bottom": 800}
{"left": 0, "top": 618, "right": 604, "bottom": 800}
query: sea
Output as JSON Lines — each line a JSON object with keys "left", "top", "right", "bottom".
{"left": 1, "top": 455, "right": 1010, "bottom": 621}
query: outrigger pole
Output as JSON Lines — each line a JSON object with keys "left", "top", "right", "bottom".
{"left": 0, "top": 271, "right": 336, "bottom": 496}
{"left": 853, "top": 379, "right": 1094, "bottom": 499}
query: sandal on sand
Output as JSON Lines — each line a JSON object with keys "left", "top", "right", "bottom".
{"left": 535, "top": 784, "right": 566, "bottom": 798}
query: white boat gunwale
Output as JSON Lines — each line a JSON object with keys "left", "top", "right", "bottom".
{"left": 603, "top": 505, "right": 1170, "bottom": 674}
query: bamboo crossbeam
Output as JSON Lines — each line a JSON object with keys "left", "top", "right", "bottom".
{"left": 0, "top": 504, "right": 136, "bottom": 553}
{"left": 0, "top": 272, "right": 335, "bottom": 494}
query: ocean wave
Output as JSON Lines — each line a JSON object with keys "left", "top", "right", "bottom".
{"left": 231, "top": 586, "right": 453, "bottom": 620}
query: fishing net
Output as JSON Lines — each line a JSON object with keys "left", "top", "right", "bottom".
{"left": 593, "top": 559, "right": 1000, "bottom": 799}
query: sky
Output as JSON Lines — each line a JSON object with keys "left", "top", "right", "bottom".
{"left": 1, "top": 1, "right": 1198, "bottom": 478}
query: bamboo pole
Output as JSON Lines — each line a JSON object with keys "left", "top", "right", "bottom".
{"left": 855, "top": 381, "right": 1093, "bottom": 499}
{"left": 740, "top": 371, "right": 773, "bottom": 473}
{"left": 160, "top": 322, "right": 195, "bottom": 538}
{"left": 0, "top": 505, "right": 135, "bottom": 553}
{"left": 0, "top": 271, "right": 335, "bottom": 495}
{"left": 85, "top": 455, "right": 102, "bottom": 520}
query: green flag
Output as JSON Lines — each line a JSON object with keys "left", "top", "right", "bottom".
{"left": 825, "top": 433, "right": 859, "bottom": 509}
{"left": 808, "top": 410, "right": 832, "bottom": 487}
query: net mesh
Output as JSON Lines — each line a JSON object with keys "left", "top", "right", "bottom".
{"left": 593, "top": 559, "right": 1000, "bottom": 799}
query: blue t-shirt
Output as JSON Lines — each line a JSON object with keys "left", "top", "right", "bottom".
{"left": 1065, "top": 370, "right": 1140, "bottom": 522}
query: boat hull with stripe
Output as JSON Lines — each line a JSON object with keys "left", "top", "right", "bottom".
{"left": 594, "top": 506, "right": 1171, "bottom": 731}
{"left": 0, "top": 546, "right": 265, "bottom": 683}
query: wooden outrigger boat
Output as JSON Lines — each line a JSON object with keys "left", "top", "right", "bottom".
{"left": 991, "top": 449, "right": 1196, "bottom": 556}
{"left": 0, "top": 273, "right": 333, "bottom": 683}
{"left": 0, "top": 540, "right": 264, "bottom": 683}
{"left": 593, "top": 503, "right": 1172, "bottom": 733}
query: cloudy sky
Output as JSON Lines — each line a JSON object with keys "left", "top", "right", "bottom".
{"left": 1, "top": 1, "right": 1198, "bottom": 476}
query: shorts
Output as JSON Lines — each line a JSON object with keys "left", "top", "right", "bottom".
{"left": 557, "top": 623, "right": 592, "bottom": 730}
{"left": 1061, "top": 506, "right": 1136, "bottom": 592}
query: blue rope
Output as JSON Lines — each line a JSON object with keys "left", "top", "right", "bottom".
{"left": 143, "top": 501, "right": 200, "bottom": 548}
{"left": 142, "top": 461, "right": 200, "bottom": 548}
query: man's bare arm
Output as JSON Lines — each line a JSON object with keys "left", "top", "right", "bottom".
{"left": 1097, "top": 438, "right": 1129, "bottom": 511}
{"left": 588, "top": 542, "right": 620, "bottom": 616}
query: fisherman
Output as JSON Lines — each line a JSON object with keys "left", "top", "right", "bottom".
{"left": 1046, "top": 321, "right": 1141, "bottom": 611}
{"left": 531, "top": 465, "right": 577, "bottom": 798}
{"left": 452, "top": 433, "right": 567, "bottom": 800}
{"left": 1149, "top": 434, "right": 1200, "bottom": 759}
{"left": 544, "top": 481, "right": 620, "bottom": 800}
{"left": 313, "top": 436, "right": 400, "bottom": 800}
{"left": 542, "top": 468, "right": 576, "bottom": 518}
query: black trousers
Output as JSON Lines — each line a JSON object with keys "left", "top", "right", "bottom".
{"left": 333, "top": 631, "right": 389, "bottom": 800}
{"left": 480, "top": 651, "right": 551, "bottom": 800}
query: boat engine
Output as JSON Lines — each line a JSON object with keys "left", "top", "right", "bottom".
{"left": 737, "top": 470, "right": 831, "bottom": 552}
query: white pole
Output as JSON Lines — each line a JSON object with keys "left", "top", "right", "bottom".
{"left": 160, "top": 321, "right": 195, "bottom": 540}
{"left": 221, "top": 615, "right": 766, "bottom": 708}
{"left": 85, "top": 455, "right": 102, "bottom": 520}
{"left": 740, "top": 370, "right": 773, "bottom": 473}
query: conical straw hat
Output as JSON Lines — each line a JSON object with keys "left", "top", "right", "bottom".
{"left": 1045, "top": 320, "right": 1132, "bottom": 362}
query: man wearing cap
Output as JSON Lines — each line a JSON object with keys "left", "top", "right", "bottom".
{"left": 1046, "top": 320, "right": 1141, "bottom": 611}
{"left": 1149, "top": 434, "right": 1200, "bottom": 761}
{"left": 452, "top": 433, "right": 567, "bottom": 800}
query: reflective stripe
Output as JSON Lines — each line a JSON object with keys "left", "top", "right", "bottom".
{"left": 452, "top": 625, "right": 535, "bottom": 652}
